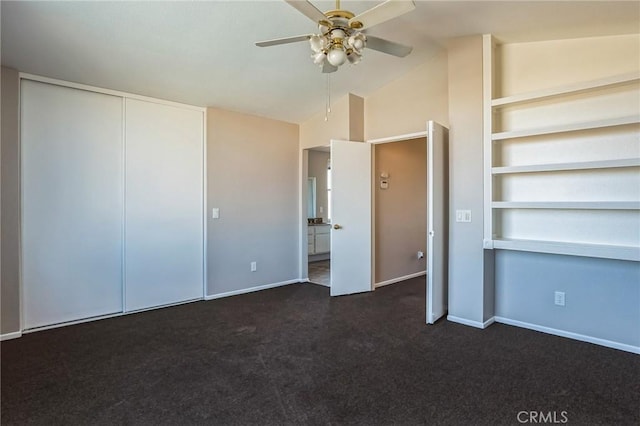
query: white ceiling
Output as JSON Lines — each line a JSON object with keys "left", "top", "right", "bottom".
{"left": 2, "top": 1, "right": 638, "bottom": 124}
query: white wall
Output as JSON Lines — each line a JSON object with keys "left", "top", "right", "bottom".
{"left": 207, "top": 108, "right": 300, "bottom": 297}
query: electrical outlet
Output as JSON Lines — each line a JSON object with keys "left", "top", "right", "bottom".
{"left": 554, "top": 291, "right": 565, "bottom": 306}
{"left": 417, "top": 251, "right": 424, "bottom": 259}
{"left": 250, "top": 261, "right": 257, "bottom": 272}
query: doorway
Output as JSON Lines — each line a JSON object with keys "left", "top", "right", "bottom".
{"left": 306, "top": 146, "right": 331, "bottom": 287}
{"left": 368, "top": 122, "right": 449, "bottom": 323}
{"left": 299, "top": 122, "right": 447, "bottom": 320}
{"left": 372, "top": 137, "right": 428, "bottom": 288}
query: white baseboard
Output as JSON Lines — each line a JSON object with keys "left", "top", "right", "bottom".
{"left": 205, "top": 279, "right": 300, "bottom": 300}
{"left": 375, "top": 271, "right": 426, "bottom": 288}
{"left": 447, "top": 315, "right": 495, "bottom": 329}
{"left": 1, "top": 331, "right": 22, "bottom": 341}
{"left": 494, "top": 316, "right": 640, "bottom": 355}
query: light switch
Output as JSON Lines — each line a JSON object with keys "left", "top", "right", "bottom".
{"left": 456, "top": 210, "right": 471, "bottom": 223}
{"left": 212, "top": 208, "right": 220, "bottom": 219}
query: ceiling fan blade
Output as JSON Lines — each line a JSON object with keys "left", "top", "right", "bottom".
{"left": 365, "top": 35, "right": 413, "bottom": 57}
{"left": 285, "top": 0, "right": 327, "bottom": 24}
{"left": 322, "top": 62, "right": 338, "bottom": 73}
{"left": 349, "top": 0, "right": 415, "bottom": 30}
{"left": 256, "top": 34, "right": 312, "bottom": 47}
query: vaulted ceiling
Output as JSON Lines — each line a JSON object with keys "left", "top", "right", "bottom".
{"left": 2, "top": 1, "right": 638, "bottom": 123}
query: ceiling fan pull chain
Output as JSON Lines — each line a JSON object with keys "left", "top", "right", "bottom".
{"left": 325, "top": 73, "right": 331, "bottom": 122}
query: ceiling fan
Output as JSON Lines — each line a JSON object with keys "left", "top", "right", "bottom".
{"left": 256, "top": 0, "right": 416, "bottom": 73}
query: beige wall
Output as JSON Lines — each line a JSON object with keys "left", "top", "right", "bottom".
{"left": 1, "top": 67, "right": 21, "bottom": 335}
{"left": 300, "top": 95, "right": 350, "bottom": 149}
{"left": 348, "top": 93, "right": 364, "bottom": 142}
{"left": 307, "top": 150, "right": 330, "bottom": 222}
{"left": 299, "top": 92, "right": 365, "bottom": 149}
{"left": 365, "top": 50, "right": 449, "bottom": 141}
{"left": 496, "top": 34, "right": 640, "bottom": 96}
{"left": 374, "top": 138, "right": 427, "bottom": 284}
{"left": 207, "top": 107, "right": 300, "bottom": 296}
{"left": 446, "top": 36, "right": 493, "bottom": 324}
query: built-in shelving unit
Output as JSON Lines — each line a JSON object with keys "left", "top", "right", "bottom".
{"left": 483, "top": 35, "right": 640, "bottom": 261}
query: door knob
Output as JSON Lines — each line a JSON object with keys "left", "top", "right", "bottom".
{"left": 333, "top": 224, "right": 342, "bottom": 230}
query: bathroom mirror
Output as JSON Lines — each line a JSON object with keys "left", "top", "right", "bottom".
{"left": 307, "top": 177, "right": 316, "bottom": 218}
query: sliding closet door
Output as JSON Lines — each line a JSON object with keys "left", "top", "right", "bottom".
{"left": 22, "top": 81, "right": 124, "bottom": 329}
{"left": 124, "top": 99, "right": 204, "bottom": 311}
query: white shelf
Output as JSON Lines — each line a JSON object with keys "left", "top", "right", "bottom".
{"left": 492, "top": 158, "right": 640, "bottom": 175}
{"left": 492, "top": 115, "right": 639, "bottom": 141}
{"left": 488, "top": 238, "right": 640, "bottom": 262}
{"left": 491, "top": 72, "right": 640, "bottom": 108}
{"left": 491, "top": 201, "right": 640, "bottom": 210}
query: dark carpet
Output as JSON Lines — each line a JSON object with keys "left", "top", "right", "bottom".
{"left": 2, "top": 277, "right": 639, "bottom": 425}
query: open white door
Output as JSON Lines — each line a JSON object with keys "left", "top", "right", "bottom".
{"left": 427, "top": 121, "right": 448, "bottom": 324}
{"left": 330, "top": 140, "right": 372, "bottom": 296}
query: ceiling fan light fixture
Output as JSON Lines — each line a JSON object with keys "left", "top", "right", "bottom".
{"left": 309, "top": 35, "right": 327, "bottom": 53}
{"left": 327, "top": 46, "right": 347, "bottom": 66}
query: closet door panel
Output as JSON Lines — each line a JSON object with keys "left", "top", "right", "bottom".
{"left": 124, "top": 99, "right": 203, "bottom": 311}
{"left": 21, "top": 81, "right": 124, "bottom": 329}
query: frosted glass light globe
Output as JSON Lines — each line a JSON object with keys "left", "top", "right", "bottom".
{"left": 327, "top": 48, "right": 347, "bottom": 66}
{"left": 348, "top": 33, "right": 366, "bottom": 52}
{"left": 312, "top": 51, "right": 326, "bottom": 65}
{"left": 309, "top": 35, "right": 327, "bottom": 53}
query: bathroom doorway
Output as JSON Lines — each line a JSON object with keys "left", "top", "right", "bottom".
{"left": 306, "top": 146, "right": 331, "bottom": 287}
